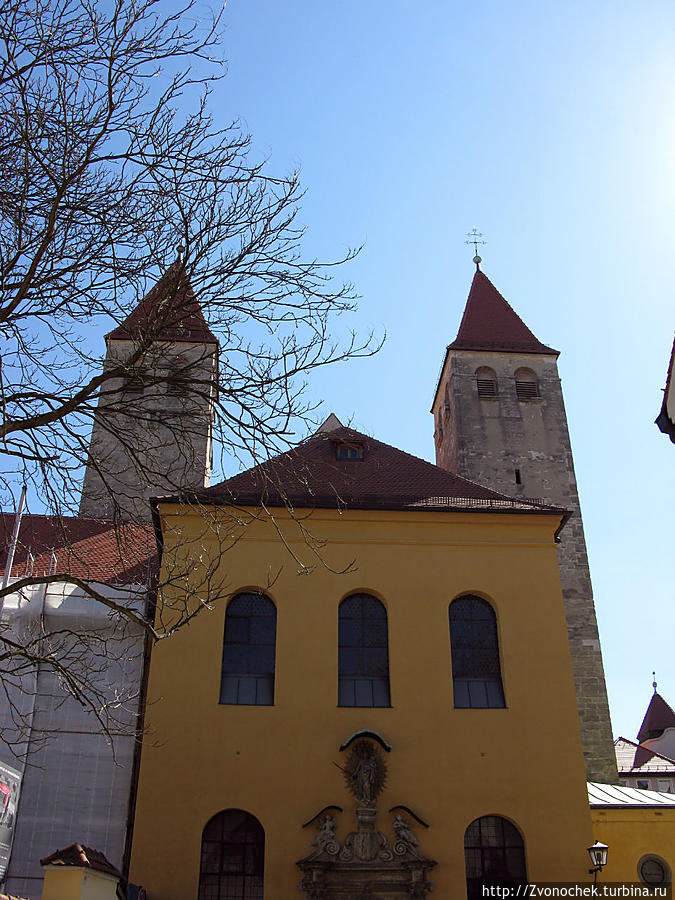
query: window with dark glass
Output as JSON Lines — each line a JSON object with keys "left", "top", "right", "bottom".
{"left": 220, "top": 593, "right": 276, "bottom": 705}
{"left": 464, "top": 816, "right": 527, "bottom": 900}
{"left": 338, "top": 594, "right": 390, "bottom": 707}
{"left": 449, "top": 595, "right": 505, "bottom": 708}
{"left": 336, "top": 441, "right": 364, "bottom": 460}
{"left": 199, "top": 809, "right": 264, "bottom": 900}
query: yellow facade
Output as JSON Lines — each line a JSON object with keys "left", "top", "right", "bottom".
{"left": 129, "top": 502, "right": 595, "bottom": 898}
{"left": 591, "top": 808, "right": 675, "bottom": 885}
{"left": 41, "top": 867, "right": 119, "bottom": 900}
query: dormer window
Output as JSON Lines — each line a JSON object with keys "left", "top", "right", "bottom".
{"left": 336, "top": 441, "right": 364, "bottom": 461}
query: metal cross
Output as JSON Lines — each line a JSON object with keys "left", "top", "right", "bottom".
{"left": 465, "top": 228, "right": 486, "bottom": 269}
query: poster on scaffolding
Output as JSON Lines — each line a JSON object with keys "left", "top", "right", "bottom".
{"left": 0, "top": 758, "right": 22, "bottom": 881}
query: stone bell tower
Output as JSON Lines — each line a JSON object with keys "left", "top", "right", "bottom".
{"left": 79, "top": 261, "right": 218, "bottom": 521}
{"left": 431, "top": 262, "right": 617, "bottom": 783}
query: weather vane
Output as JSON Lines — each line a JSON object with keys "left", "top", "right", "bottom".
{"left": 465, "top": 227, "right": 486, "bottom": 270}
{"left": 653, "top": 671, "right": 658, "bottom": 693}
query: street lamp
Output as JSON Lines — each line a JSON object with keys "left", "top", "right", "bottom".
{"left": 588, "top": 841, "right": 609, "bottom": 884}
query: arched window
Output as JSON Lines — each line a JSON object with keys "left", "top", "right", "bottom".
{"left": 475, "top": 367, "right": 498, "bottom": 398}
{"left": 199, "top": 809, "right": 264, "bottom": 900}
{"left": 464, "top": 816, "right": 527, "bottom": 900}
{"left": 338, "top": 594, "right": 391, "bottom": 707}
{"left": 220, "top": 593, "right": 276, "bottom": 705}
{"left": 514, "top": 367, "right": 539, "bottom": 400}
{"left": 449, "top": 595, "right": 505, "bottom": 708}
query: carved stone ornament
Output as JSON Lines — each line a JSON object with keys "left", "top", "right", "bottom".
{"left": 297, "top": 739, "right": 436, "bottom": 898}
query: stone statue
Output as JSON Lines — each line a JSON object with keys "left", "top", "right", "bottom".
{"left": 343, "top": 740, "right": 386, "bottom": 806}
{"left": 392, "top": 814, "right": 419, "bottom": 848}
{"left": 312, "top": 813, "right": 337, "bottom": 850}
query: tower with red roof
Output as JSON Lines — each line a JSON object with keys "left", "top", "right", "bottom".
{"left": 431, "top": 265, "right": 617, "bottom": 783}
{"left": 79, "top": 262, "right": 218, "bottom": 521}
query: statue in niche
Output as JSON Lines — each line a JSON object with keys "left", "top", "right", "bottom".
{"left": 343, "top": 740, "right": 387, "bottom": 806}
{"left": 297, "top": 738, "right": 436, "bottom": 898}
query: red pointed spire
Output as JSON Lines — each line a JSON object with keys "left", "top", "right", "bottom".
{"left": 448, "top": 270, "right": 558, "bottom": 356}
{"left": 106, "top": 262, "right": 218, "bottom": 345}
{"left": 637, "top": 692, "right": 675, "bottom": 744}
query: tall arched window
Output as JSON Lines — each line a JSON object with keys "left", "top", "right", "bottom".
{"left": 514, "top": 367, "right": 539, "bottom": 400}
{"left": 220, "top": 593, "right": 276, "bottom": 705}
{"left": 464, "top": 816, "right": 527, "bottom": 900}
{"left": 199, "top": 809, "right": 264, "bottom": 900}
{"left": 449, "top": 595, "right": 505, "bottom": 708}
{"left": 338, "top": 593, "right": 391, "bottom": 707}
{"left": 475, "top": 366, "right": 498, "bottom": 398}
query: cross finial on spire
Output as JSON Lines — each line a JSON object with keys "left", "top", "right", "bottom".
{"left": 465, "top": 227, "right": 486, "bottom": 270}
{"left": 653, "top": 671, "right": 658, "bottom": 693}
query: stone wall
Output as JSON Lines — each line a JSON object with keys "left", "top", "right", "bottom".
{"left": 79, "top": 339, "right": 216, "bottom": 521}
{"left": 432, "top": 348, "right": 617, "bottom": 783}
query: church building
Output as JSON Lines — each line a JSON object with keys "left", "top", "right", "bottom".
{"left": 126, "top": 264, "right": 615, "bottom": 897}
{"left": 4, "top": 260, "right": 674, "bottom": 899}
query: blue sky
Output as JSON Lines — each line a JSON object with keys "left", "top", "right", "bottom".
{"left": 214, "top": 0, "right": 675, "bottom": 742}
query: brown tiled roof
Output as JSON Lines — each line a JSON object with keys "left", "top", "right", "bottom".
{"left": 637, "top": 692, "right": 675, "bottom": 743}
{"left": 106, "top": 262, "right": 218, "bottom": 345}
{"left": 184, "top": 425, "right": 566, "bottom": 518}
{"left": 447, "top": 269, "right": 558, "bottom": 356}
{"left": 40, "top": 844, "right": 120, "bottom": 879}
{"left": 0, "top": 514, "right": 156, "bottom": 585}
{"left": 615, "top": 737, "right": 675, "bottom": 774}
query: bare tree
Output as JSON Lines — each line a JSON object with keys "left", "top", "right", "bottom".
{"left": 0, "top": 0, "right": 377, "bottom": 752}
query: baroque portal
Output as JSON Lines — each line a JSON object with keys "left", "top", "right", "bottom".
{"left": 297, "top": 738, "right": 436, "bottom": 898}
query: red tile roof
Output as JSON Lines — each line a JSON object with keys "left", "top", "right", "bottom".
{"left": 447, "top": 270, "right": 558, "bottom": 356}
{"left": 637, "top": 692, "right": 675, "bottom": 743}
{"left": 0, "top": 514, "right": 156, "bottom": 585}
{"left": 106, "top": 262, "right": 218, "bottom": 345}
{"left": 182, "top": 425, "right": 566, "bottom": 518}
{"left": 40, "top": 844, "right": 120, "bottom": 879}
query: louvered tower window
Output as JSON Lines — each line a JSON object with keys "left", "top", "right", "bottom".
{"left": 338, "top": 593, "right": 391, "bottom": 707}
{"left": 464, "top": 816, "right": 527, "bottom": 900}
{"left": 199, "top": 809, "right": 264, "bottom": 900}
{"left": 475, "top": 366, "right": 498, "bottom": 398}
{"left": 514, "top": 367, "right": 539, "bottom": 400}
{"left": 449, "top": 595, "right": 505, "bottom": 708}
{"left": 220, "top": 593, "right": 276, "bottom": 705}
